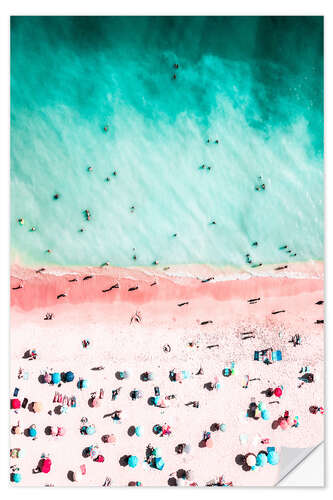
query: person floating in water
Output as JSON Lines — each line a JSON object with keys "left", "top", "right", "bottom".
{"left": 53, "top": 193, "right": 60, "bottom": 200}
{"left": 84, "top": 209, "right": 91, "bottom": 221}
{"left": 87, "top": 166, "right": 93, "bottom": 172}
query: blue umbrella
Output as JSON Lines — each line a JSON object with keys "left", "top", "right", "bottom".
{"left": 86, "top": 426, "right": 96, "bottom": 435}
{"left": 12, "top": 472, "right": 22, "bottom": 483}
{"left": 182, "top": 370, "right": 190, "bottom": 379}
{"left": 155, "top": 457, "right": 165, "bottom": 470}
{"left": 29, "top": 427, "right": 37, "bottom": 438}
{"left": 135, "top": 426, "right": 143, "bottom": 437}
{"left": 267, "top": 450, "right": 279, "bottom": 465}
{"left": 128, "top": 455, "right": 138, "bottom": 468}
{"left": 78, "top": 379, "right": 88, "bottom": 389}
{"left": 256, "top": 453, "right": 268, "bottom": 467}
{"left": 261, "top": 409, "right": 270, "bottom": 421}
{"left": 220, "top": 424, "right": 226, "bottom": 432}
{"left": 153, "top": 447, "right": 162, "bottom": 457}
{"left": 52, "top": 372, "right": 60, "bottom": 384}
{"left": 65, "top": 371, "right": 74, "bottom": 382}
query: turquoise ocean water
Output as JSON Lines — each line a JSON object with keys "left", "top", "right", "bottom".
{"left": 11, "top": 17, "right": 324, "bottom": 269}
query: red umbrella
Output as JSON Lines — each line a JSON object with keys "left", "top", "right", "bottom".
{"left": 41, "top": 458, "right": 52, "bottom": 473}
{"left": 11, "top": 399, "right": 21, "bottom": 410}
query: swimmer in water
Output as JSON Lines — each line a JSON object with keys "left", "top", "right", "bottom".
{"left": 79, "top": 228, "right": 84, "bottom": 232}
{"left": 18, "top": 218, "right": 24, "bottom": 225}
{"left": 87, "top": 166, "right": 93, "bottom": 172}
{"left": 130, "top": 206, "right": 135, "bottom": 212}
{"left": 173, "top": 63, "right": 179, "bottom": 69}
{"left": 54, "top": 193, "right": 59, "bottom": 200}
{"left": 112, "top": 171, "right": 117, "bottom": 176}
{"left": 133, "top": 255, "right": 137, "bottom": 260}
{"left": 252, "top": 241, "right": 258, "bottom": 246}
{"left": 172, "top": 74, "right": 177, "bottom": 80}
{"left": 173, "top": 233, "right": 177, "bottom": 237}
{"left": 46, "top": 249, "right": 52, "bottom": 253}
{"left": 153, "top": 260, "right": 159, "bottom": 265}
{"left": 210, "top": 221, "right": 216, "bottom": 225}
{"left": 106, "top": 177, "right": 110, "bottom": 182}
{"left": 31, "top": 227, "right": 36, "bottom": 231}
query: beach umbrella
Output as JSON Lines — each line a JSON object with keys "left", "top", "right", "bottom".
{"left": 57, "top": 427, "right": 66, "bottom": 436}
{"left": 153, "top": 396, "right": 160, "bottom": 406}
{"left": 86, "top": 425, "right": 96, "bottom": 435}
{"left": 205, "top": 437, "right": 213, "bottom": 448}
{"left": 182, "top": 370, "right": 190, "bottom": 379}
{"left": 11, "top": 398, "right": 21, "bottom": 410}
{"left": 216, "top": 382, "right": 221, "bottom": 390}
{"left": 41, "top": 458, "right": 52, "bottom": 473}
{"left": 73, "top": 470, "right": 82, "bottom": 482}
{"left": 267, "top": 450, "right": 279, "bottom": 465}
{"left": 29, "top": 427, "right": 37, "bottom": 438}
{"left": 246, "top": 454, "right": 256, "bottom": 467}
{"left": 184, "top": 444, "right": 191, "bottom": 454}
{"left": 256, "top": 453, "right": 268, "bottom": 467}
{"left": 17, "top": 449, "right": 25, "bottom": 458}
{"left": 261, "top": 409, "right": 270, "bottom": 421}
{"left": 147, "top": 372, "right": 154, "bottom": 381}
{"left": 65, "top": 371, "right": 74, "bottom": 382}
{"left": 105, "top": 434, "right": 116, "bottom": 444}
{"left": 79, "top": 379, "right": 88, "bottom": 389}
{"left": 280, "top": 419, "right": 289, "bottom": 430}
{"left": 122, "top": 371, "right": 129, "bottom": 379}
{"left": 153, "top": 447, "right": 162, "bottom": 457}
{"left": 51, "top": 372, "right": 61, "bottom": 385}
{"left": 33, "top": 402, "right": 42, "bottom": 413}
{"left": 175, "top": 372, "right": 182, "bottom": 382}
{"left": 92, "top": 397, "right": 101, "bottom": 408}
{"left": 13, "top": 424, "right": 21, "bottom": 435}
{"left": 44, "top": 373, "right": 52, "bottom": 384}
{"left": 135, "top": 425, "right": 143, "bottom": 437}
{"left": 155, "top": 457, "right": 165, "bottom": 470}
{"left": 220, "top": 424, "right": 226, "bottom": 432}
{"left": 128, "top": 455, "right": 138, "bottom": 468}
{"left": 274, "top": 387, "right": 283, "bottom": 398}
{"left": 12, "top": 473, "right": 22, "bottom": 483}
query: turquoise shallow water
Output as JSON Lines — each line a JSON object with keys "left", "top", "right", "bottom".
{"left": 11, "top": 17, "right": 323, "bottom": 268}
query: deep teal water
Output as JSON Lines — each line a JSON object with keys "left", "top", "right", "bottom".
{"left": 11, "top": 16, "right": 324, "bottom": 268}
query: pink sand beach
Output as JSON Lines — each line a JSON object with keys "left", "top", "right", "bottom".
{"left": 10, "top": 262, "right": 324, "bottom": 486}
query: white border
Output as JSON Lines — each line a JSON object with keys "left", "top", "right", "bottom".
{"left": 1, "top": 1, "right": 331, "bottom": 498}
